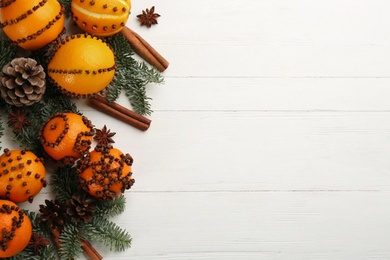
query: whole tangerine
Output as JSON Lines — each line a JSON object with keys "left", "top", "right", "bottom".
{"left": 47, "top": 34, "right": 116, "bottom": 97}
{"left": 78, "top": 145, "right": 134, "bottom": 200}
{"left": 39, "top": 112, "right": 94, "bottom": 163}
{"left": 0, "top": 0, "right": 65, "bottom": 50}
{"left": 0, "top": 200, "right": 32, "bottom": 258}
{"left": 0, "top": 149, "right": 47, "bottom": 203}
{"left": 71, "top": 0, "right": 131, "bottom": 37}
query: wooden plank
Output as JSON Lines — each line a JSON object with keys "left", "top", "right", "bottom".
{"left": 75, "top": 78, "right": 390, "bottom": 112}
{"left": 128, "top": 0, "right": 390, "bottom": 78}
{"left": 156, "top": 44, "right": 390, "bottom": 77}
{"left": 100, "top": 191, "right": 390, "bottom": 259}
{"left": 147, "top": 78, "right": 390, "bottom": 111}
{"left": 130, "top": 0, "right": 390, "bottom": 46}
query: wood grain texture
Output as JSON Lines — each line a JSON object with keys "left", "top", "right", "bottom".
{"left": 3, "top": 0, "right": 390, "bottom": 259}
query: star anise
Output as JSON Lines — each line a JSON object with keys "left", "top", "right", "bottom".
{"left": 137, "top": 6, "right": 160, "bottom": 28}
{"left": 8, "top": 108, "right": 31, "bottom": 132}
{"left": 28, "top": 232, "right": 51, "bottom": 255}
{"left": 94, "top": 125, "right": 116, "bottom": 146}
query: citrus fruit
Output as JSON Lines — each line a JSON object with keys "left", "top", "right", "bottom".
{"left": 39, "top": 112, "right": 94, "bottom": 163}
{"left": 0, "top": 0, "right": 65, "bottom": 50}
{"left": 78, "top": 145, "right": 134, "bottom": 199}
{"left": 71, "top": 0, "right": 131, "bottom": 37}
{"left": 47, "top": 34, "right": 116, "bottom": 97}
{"left": 0, "top": 200, "right": 32, "bottom": 258}
{"left": 0, "top": 149, "right": 47, "bottom": 203}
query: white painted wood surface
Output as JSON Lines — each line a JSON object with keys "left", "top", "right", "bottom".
{"left": 4, "top": 0, "right": 390, "bottom": 259}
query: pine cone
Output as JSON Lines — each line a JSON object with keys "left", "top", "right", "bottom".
{"left": 0, "top": 57, "right": 46, "bottom": 107}
{"left": 39, "top": 199, "right": 68, "bottom": 231}
{"left": 66, "top": 191, "right": 97, "bottom": 222}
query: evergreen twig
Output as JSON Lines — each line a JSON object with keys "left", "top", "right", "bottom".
{"left": 82, "top": 216, "right": 132, "bottom": 252}
{"left": 51, "top": 165, "right": 78, "bottom": 202}
{"left": 6, "top": 250, "right": 38, "bottom": 260}
{"left": 0, "top": 38, "right": 17, "bottom": 70}
{"left": 27, "top": 212, "right": 53, "bottom": 241}
{"left": 106, "top": 34, "right": 163, "bottom": 116}
{"left": 96, "top": 195, "right": 126, "bottom": 218}
{"left": 59, "top": 224, "right": 84, "bottom": 259}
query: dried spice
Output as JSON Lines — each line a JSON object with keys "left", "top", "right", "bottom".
{"left": 137, "top": 6, "right": 160, "bottom": 28}
{"left": 8, "top": 108, "right": 32, "bottom": 132}
{"left": 94, "top": 125, "right": 116, "bottom": 146}
{"left": 28, "top": 232, "right": 51, "bottom": 255}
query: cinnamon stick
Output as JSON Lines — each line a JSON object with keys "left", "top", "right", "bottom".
{"left": 121, "top": 26, "right": 169, "bottom": 72}
{"left": 51, "top": 228, "right": 61, "bottom": 249}
{"left": 88, "top": 95, "right": 151, "bottom": 131}
{"left": 81, "top": 239, "right": 103, "bottom": 260}
{"left": 51, "top": 229, "right": 102, "bottom": 260}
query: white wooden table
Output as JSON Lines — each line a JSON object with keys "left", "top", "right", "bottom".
{"left": 6, "top": 0, "right": 390, "bottom": 259}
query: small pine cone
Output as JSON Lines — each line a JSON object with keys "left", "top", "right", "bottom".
{"left": 66, "top": 191, "right": 97, "bottom": 222}
{"left": 39, "top": 199, "right": 68, "bottom": 231}
{"left": 0, "top": 57, "right": 46, "bottom": 107}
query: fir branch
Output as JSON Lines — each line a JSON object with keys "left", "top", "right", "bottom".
{"left": 27, "top": 211, "right": 53, "bottom": 240}
{"left": 12, "top": 126, "right": 43, "bottom": 155}
{"left": 0, "top": 38, "right": 17, "bottom": 70}
{"left": 123, "top": 75, "right": 153, "bottom": 116}
{"left": 28, "top": 212, "right": 58, "bottom": 259}
{"left": 34, "top": 246, "right": 57, "bottom": 260}
{"left": 106, "top": 34, "right": 163, "bottom": 116}
{"left": 7, "top": 103, "right": 44, "bottom": 155}
{"left": 6, "top": 250, "right": 38, "bottom": 260}
{"left": 82, "top": 216, "right": 132, "bottom": 252}
{"left": 96, "top": 195, "right": 126, "bottom": 218}
{"left": 59, "top": 224, "right": 84, "bottom": 259}
{"left": 105, "top": 82, "right": 123, "bottom": 102}
{"left": 30, "top": 47, "right": 51, "bottom": 69}
{"left": 39, "top": 86, "right": 79, "bottom": 119}
{"left": 52, "top": 165, "right": 78, "bottom": 202}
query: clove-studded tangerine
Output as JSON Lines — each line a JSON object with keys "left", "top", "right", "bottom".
{"left": 0, "top": 149, "right": 46, "bottom": 203}
{"left": 39, "top": 112, "right": 94, "bottom": 163}
{"left": 71, "top": 0, "right": 131, "bottom": 37}
{"left": 0, "top": 200, "right": 32, "bottom": 258}
{"left": 78, "top": 144, "right": 134, "bottom": 200}
{"left": 0, "top": 0, "right": 65, "bottom": 50}
{"left": 47, "top": 34, "right": 116, "bottom": 97}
